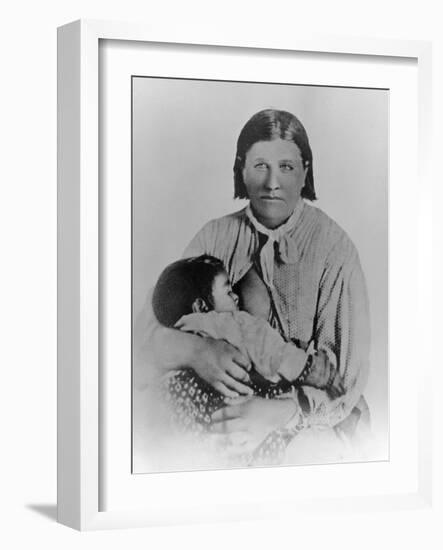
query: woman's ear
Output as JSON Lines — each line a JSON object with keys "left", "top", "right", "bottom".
{"left": 192, "top": 298, "right": 209, "bottom": 313}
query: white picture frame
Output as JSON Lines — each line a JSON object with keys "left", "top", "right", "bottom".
{"left": 57, "top": 19, "right": 433, "bottom": 530}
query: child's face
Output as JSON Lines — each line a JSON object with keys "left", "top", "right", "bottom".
{"left": 211, "top": 271, "right": 239, "bottom": 313}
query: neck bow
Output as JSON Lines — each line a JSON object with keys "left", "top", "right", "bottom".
{"left": 245, "top": 201, "right": 304, "bottom": 289}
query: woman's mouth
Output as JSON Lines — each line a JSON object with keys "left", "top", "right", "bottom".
{"left": 260, "top": 195, "right": 283, "bottom": 201}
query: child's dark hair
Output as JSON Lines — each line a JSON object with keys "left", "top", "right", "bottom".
{"left": 152, "top": 255, "right": 226, "bottom": 327}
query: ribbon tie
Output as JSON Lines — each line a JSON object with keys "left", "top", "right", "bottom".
{"left": 245, "top": 201, "right": 303, "bottom": 289}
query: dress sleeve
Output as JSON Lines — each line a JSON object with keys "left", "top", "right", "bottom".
{"left": 182, "top": 220, "right": 218, "bottom": 258}
{"left": 301, "top": 237, "right": 371, "bottom": 427}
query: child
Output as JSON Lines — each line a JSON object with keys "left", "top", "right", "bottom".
{"left": 152, "top": 255, "right": 345, "bottom": 446}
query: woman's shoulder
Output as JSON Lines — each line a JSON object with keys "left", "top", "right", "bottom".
{"left": 183, "top": 206, "right": 251, "bottom": 260}
{"left": 302, "top": 202, "right": 358, "bottom": 261}
{"left": 202, "top": 207, "right": 248, "bottom": 230}
{"left": 192, "top": 207, "right": 250, "bottom": 243}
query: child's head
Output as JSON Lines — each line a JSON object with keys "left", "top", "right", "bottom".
{"left": 152, "top": 255, "right": 239, "bottom": 327}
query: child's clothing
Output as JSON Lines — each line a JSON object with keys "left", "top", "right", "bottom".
{"left": 177, "top": 310, "right": 308, "bottom": 381}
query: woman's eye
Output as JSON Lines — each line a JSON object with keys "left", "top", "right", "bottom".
{"left": 280, "top": 163, "right": 294, "bottom": 172}
{"left": 254, "top": 162, "right": 268, "bottom": 170}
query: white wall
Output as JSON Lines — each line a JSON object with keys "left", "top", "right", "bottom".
{"left": 1, "top": 1, "right": 442, "bottom": 548}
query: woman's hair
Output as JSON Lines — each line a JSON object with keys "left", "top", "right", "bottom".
{"left": 152, "top": 255, "right": 226, "bottom": 327}
{"left": 233, "top": 109, "right": 316, "bottom": 201}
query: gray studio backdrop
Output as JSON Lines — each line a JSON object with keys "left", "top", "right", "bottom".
{"left": 132, "top": 77, "right": 388, "bottom": 469}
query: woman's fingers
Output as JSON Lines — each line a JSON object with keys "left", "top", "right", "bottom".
{"left": 226, "top": 362, "right": 251, "bottom": 383}
{"left": 221, "top": 373, "right": 253, "bottom": 395}
{"left": 212, "top": 382, "right": 239, "bottom": 399}
{"left": 223, "top": 395, "right": 251, "bottom": 406}
{"left": 211, "top": 418, "right": 244, "bottom": 433}
{"left": 212, "top": 403, "right": 243, "bottom": 422}
{"left": 231, "top": 349, "right": 251, "bottom": 371}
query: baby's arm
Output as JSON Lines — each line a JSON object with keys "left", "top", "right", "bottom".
{"left": 235, "top": 311, "right": 306, "bottom": 380}
{"left": 235, "top": 312, "right": 345, "bottom": 398}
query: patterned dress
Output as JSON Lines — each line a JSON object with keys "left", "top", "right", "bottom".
{"left": 161, "top": 201, "right": 371, "bottom": 465}
{"left": 163, "top": 368, "right": 300, "bottom": 465}
{"left": 183, "top": 201, "right": 370, "bottom": 426}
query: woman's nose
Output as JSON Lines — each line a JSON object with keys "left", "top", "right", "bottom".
{"left": 264, "top": 168, "right": 280, "bottom": 190}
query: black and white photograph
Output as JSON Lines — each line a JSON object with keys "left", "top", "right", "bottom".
{"left": 131, "top": 76, "right": 389, "bottom": 473}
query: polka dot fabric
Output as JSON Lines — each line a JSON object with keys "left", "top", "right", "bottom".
{"left": 183, "top": 203, "right": 371, "bottom": 428}
{"left": 164, "top": 368, "right": 298, "bottom": 464}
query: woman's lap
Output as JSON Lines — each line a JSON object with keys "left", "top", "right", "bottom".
{"left": 162, "top": 369, "right": 371, "bottom": 466}
{"left": 163, "top": 368, "right": 294, "bottom": 465}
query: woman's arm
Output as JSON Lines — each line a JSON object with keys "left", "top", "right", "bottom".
{"left": 133, "top": 291, "right": 253, "bottom": 396}
{"left": 302, "top": 239, "right": 371, "bottom": 426}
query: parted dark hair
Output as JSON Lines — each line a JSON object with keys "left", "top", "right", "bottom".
{"left": 233, "top": 109, "right": 316, "bottom": 201}
{"left": 152, "top": 255, "right": 226, "bottom": 327}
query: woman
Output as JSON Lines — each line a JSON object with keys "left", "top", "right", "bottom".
{"left": 135, "top": 108, "right": 371, "bottom": 465}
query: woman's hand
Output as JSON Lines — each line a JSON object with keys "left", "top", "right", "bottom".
{"left": 211, "top": 396, "right": 297, "bottom": 454}
{"left": 301, "top": 351, "right": 346, "bottom": 398}
{"left": 193, "top": 337, "right": 253, "bottom": 398}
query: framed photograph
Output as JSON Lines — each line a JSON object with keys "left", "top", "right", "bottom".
{"left": 57, "top": 19, "right": 433, "bottom": 530}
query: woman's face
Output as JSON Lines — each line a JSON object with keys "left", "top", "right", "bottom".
{"left": 242, "top": 138, "right": 307, "bottom": 229}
